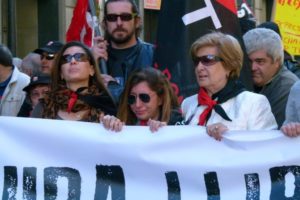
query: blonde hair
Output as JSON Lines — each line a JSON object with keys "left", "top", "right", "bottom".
{"left": 191, "top": 32, "right": 243, "bottom": 79}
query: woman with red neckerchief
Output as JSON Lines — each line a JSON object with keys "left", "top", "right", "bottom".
{"left": 181, "top": 32, "right": 277, "bottom": 141}
{"left": 31, "top": 41, "right": 116, "bottom": 122}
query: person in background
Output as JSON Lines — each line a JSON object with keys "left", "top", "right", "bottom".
{"left": 31, "top": 41, "right": 116, "bottom": 122}
{"left": 0, "top": 44, "right": 30, "bottom": 116}
{"left": 34, "top": 41, "right": 64, "bottom": 75}
{"left": 280, "top": 80, "right": 300, "bottom": 137}
{"left": 17, "top": 74, "right": 50, "bottom": 117}
{"left": 243, "top": 28, "right": 298, "bottom": 127}
{"left": 92, "top": 0, "right": 154, "bottom": 102}
{"left": 101, "top": 67, "right": 184, "bottom": 132}
{"left": 257, "top": 21, "right": 300, "bottom": 78}
{"left": 20, "top": 52, "right": 41, "bottom": 77}
{"left": 182, "top": 32, "right": 277, "bottom": 141}
{"left": 13, "top": 57, "right": 23, "bottom": 70}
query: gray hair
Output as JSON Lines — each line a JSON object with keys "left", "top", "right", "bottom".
{"left": 21, "top": 53, "right": 41, "bottom": 76}
{"left": 13, "top": 57, "right": 23, "bottom": 70}
{"left": 243, "top": 28, "right": 284, "bottom": 64}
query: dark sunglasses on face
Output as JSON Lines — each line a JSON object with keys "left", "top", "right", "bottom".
{"left": 105, "top": 13, "right": 137, "bottom": 22}
{"left": 192, "top": 55, "right": 223, "bottom": 67}
{"left": 41, "top": 53, "right": 55, "bottom": 60}
{"left": 128, "top": 93, "right": 151, "bottom": 105}
{"left": 61, "top": 53, "right": 89, "bottom": 64}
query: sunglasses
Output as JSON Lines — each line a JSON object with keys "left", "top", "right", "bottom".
{"left": 128, "top": 93, "right": 151, "bottom": 105}
{"left": 105, "top": 13, "right": 137, "bottom": 22}
{"left": 192, "top": 55, "right": 223, "bottom": 67}
{"left": 61, "top": 53, "right": 89, "bottom": 64}
{"left": 41, "top": 53, "right": 55, "bottom": 60}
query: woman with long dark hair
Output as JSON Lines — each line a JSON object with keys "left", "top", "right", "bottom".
{"left": 31, "top": 41, "right": 116, "bottom": 122}
{"left": 101, "top": 67, "right": 184, "bottom": 132}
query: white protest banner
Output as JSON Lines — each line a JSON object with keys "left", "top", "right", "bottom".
{"left": 0, "top": 116, "right": 300, "bottom": 199}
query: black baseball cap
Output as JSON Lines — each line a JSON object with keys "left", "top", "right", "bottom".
{"left": 23, "top": 74, "right": 51, "bottom": 93}
{"left": 34, "top": 41, "right": 64, "bottom": 54}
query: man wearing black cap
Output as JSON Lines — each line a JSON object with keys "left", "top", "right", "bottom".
{"left": 34, "top": 41, "right": 63, "bottom": 75}
{"left": 0, "top": 44, "right": 30, "bottom": 116}
{"left": 17, "top": 74, "right": 50, "bottom": 117}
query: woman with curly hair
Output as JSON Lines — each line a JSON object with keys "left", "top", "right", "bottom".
{"left": 31, "top": 41, "right": 116, "bottom": 122}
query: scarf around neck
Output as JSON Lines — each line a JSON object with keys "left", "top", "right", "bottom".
{"left": 197, "top": 79, "right": 245, "bottom": 125}
{"left": 42, "top": 85, "right": 116, "bottom": 122}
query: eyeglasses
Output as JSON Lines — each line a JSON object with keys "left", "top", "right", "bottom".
{"left": 61, "top": 53, "right": 89, "bottom": 64}
{"left": 41, "top": 53, "right": 55, "bottom": 60}
{"left": 105, "top": 13, "right": 137, "bottom": 22}
{"left": 192, "top": 55, "right": 223, "bottom": 67}
{"left": 128, "top": 93, "right": 151, "bottom": 105}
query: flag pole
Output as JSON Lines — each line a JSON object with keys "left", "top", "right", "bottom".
{"left": 88, "top": 0, "right": 108, "bottom": 74}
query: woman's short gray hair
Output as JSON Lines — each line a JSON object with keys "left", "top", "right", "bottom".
{"left": 243, "top": 28, "right": 284, "bottom": 64}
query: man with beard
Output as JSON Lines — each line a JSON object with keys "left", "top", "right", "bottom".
{"left": 92, "top": 0, "right": 154, "bottom": 102}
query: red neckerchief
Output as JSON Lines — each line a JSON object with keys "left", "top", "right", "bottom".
{"left": 198, "top": 87, "right": 217, "bottom": 125}
{"left": 139, "top": 120, "right": 148, "bottom": 126}
{"left": 66, "top": 91, "right": 78, "bottom": 113}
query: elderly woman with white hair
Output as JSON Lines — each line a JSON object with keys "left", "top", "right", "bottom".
{"left": 181, "top": 32, "right": 277, "bottom": 141}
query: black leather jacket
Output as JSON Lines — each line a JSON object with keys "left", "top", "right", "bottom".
{"left": 106, "top": 39, "right": 154, "bottom": 103}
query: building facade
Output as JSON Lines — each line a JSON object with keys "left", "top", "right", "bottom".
{"left": 0, "top": 0, "right": 273, "bottom": 58}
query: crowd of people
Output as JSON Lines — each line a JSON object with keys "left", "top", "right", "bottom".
{"left": 1, "top": 0, "right": 300, "bottom": 139}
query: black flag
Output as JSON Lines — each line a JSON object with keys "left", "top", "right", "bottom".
{"left": 153, "top": 0, "right": 253, "bottom": 101}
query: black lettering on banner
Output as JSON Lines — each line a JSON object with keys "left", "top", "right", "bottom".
{"left": 204, "top": 172, "right": 220, "bottom": 200}
{"left": 94, "top": 165, "right": 125, "bottom": 200}
{"left": 2, "top": 166, "right": 17, "bottom": 200}
{"left": 23, "top": 167, "right": 37, "bottom": 200}
{"left": 165, "top": 171, "right": 181, "bottom": 200}
{"left": 44, "top": 167, "right": 81, "bottom": 200}
{"left": 244, "top": 173, "right": 260, "bottom": 200}
{"left": 270, "top": 166, "right": 300, "bottom": 199}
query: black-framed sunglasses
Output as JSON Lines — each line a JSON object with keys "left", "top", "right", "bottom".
{"left": 41, "top": 53, "right": 55, "bottom": 60}
{"left": 61, "top": 53, "right": 89, "bottom": 64}
{"left": 105, "top": 13, "right": 137, "bottom": 22}
{"left": 128, "top": 93, "right": 151, "bottom": 105}
{"left": 192, "top": 55, "right": 223, "bottom": 67}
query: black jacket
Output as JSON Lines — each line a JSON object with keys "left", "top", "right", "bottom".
{"left": 106, "top": 39, "right": 154, "bottom": 103}
{"left": 168, "top": 109, "right": 185, "bottom": 125}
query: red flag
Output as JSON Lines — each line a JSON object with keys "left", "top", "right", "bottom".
{"left": 66, "top": 0, "right": 93, "bottom": 47}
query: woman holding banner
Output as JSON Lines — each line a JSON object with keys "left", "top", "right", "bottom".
{"left": 101, "top": 67, "right": 184, "bottom": 132}
{"left": 181, "top": 32, "right": 277, "bottom": 141}
{"left": 31, "top": 41, "right": 116, "bottom": 122}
